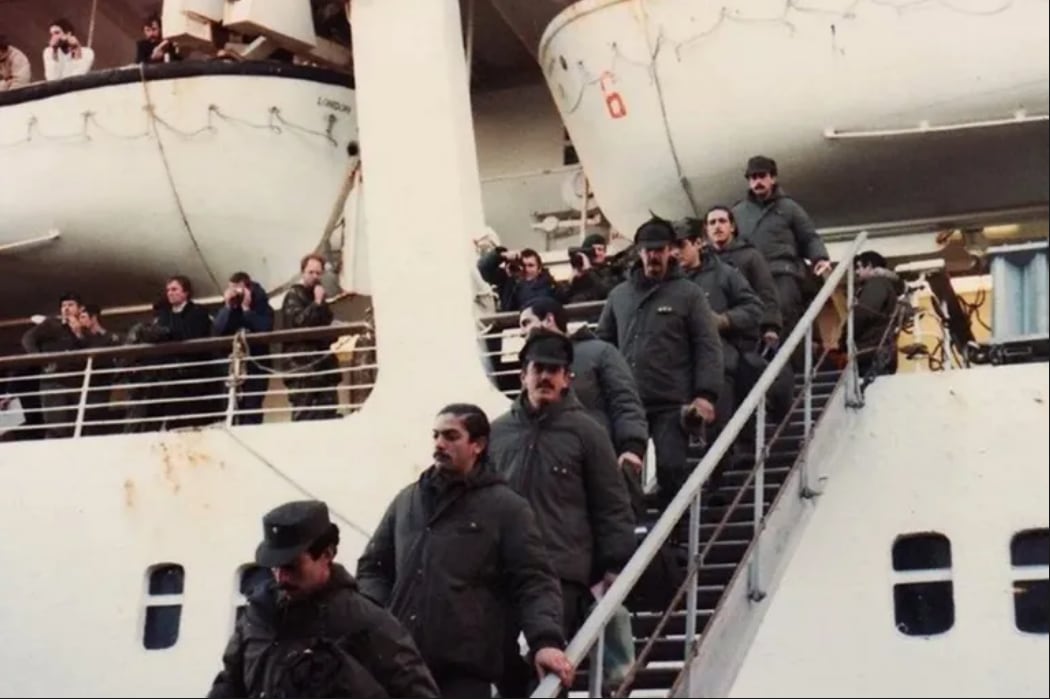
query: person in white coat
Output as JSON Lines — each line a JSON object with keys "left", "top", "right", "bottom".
{"left": 42, "top": 19, "right": 94, "bottom": 81}
{"left": 1, "top": 35, "right": 32, "bottom": 90}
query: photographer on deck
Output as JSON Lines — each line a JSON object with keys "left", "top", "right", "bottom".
{"left": 213, "top": 271, "right": 275, "bottom": 425}
{"left": 563, "top": 232, "right": 622, "bottom": 303}
{"left": 477, "top": 247, "right": 557, "bottom": 312}
{"left": 42, "top": 18, "right": 94, "bottom": 81}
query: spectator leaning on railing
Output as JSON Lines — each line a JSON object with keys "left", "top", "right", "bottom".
{"left": 213, "top": 271, "right": 275, "bottom": 425}
{"left": 0, "top": 35, "right": 31, "bottom": 91}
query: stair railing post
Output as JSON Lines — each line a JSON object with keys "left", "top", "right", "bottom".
{"left": 801, "top": 323, "right": 814, "bottom": 497}
{"left": 587, "top": 629, "right": 605, "bottom": 697}
{"left": 683, "top": 490, "right": 702, "bottom": 695}
{"left": 845, "top": 255, "right": 864, "bottom": 407}
{"left": 73, "top": 356, "right": 94, "bottom": 439}
{"left": 748, "top": 398, "right": 766, "bottom": 601}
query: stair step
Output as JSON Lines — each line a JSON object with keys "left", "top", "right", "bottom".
{"left": 571, "top": 661, "right": 685, "bottom": 692}
{"left": 632, "top": 607, "right": 714, "bottom": 638}
{"left": 720, "top": 465, "right": 790, "bottom": 487}
{"left": 632, "top": 633, "right": 694, "bottom": 663}
{"left": 589, "top": 375, "right": 840, "bottom": 697}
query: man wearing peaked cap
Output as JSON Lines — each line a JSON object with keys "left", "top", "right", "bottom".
{"left": 518, "top": 327, "right": 575, "bottom": 372}
{"left": 488, "top": 327, "right": 636, "bottom": 696}
{"left": 597, "top": 214, "right": 725, "bottom": 508}
{"left": 519, "top": 297, "right": 648, "bottom": 474}
{"left": 254, "top": 500, "right": 334, "bottom": 568}
{"left": 732, "top": 154, "right": 830, "bottom": 366}
{"left": 207, "top": 499, "right": 439, "bottom": 699}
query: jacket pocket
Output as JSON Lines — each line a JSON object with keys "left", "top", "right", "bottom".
{"left": 433, "top": 521, "right": 494, "bottom": 584}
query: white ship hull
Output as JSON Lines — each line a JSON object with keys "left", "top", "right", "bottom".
{"left": 538, "top": 0, "right": 1050, "bottom": 232}
{"left": 0, "top": 63, "right": 358, "bottom": 317}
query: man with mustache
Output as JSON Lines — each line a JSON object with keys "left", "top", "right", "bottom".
{"left": 357, "top": 403, "right": 574, "bottom": 697}
{"left": 732, "top": 155, "right": 830, "bottom": 361}
{"left": 519, "top": 297, "right": 648, "bottom": 476}
{"left": 207, "top": 500, "right": 439, "bottom": 699}
{"left": 488, "top": 330, "right": 636, "bottom": 696}
{"left": 598, "top": 216, "right": 725, "bottom": 507}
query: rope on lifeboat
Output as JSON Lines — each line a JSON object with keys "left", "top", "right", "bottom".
{"left": 137, "top": 63, "right": 222, "bottom": 291}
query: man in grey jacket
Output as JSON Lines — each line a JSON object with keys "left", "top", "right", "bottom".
{"left": 674, "top": 220, "right": 763, "bottom": 414}
{"left": 675, "top": 220, "right": 764, "bottom": 489}
{"left": 706, "top": 205, "right": 795, "bottom": 422}
{"left": 732, "top": 155, "right": 830, "bottom": 344}
{"left": 597, "top": 216, "right": 724, "bottom": 506}
{"left": 489, "top": 330, "right": 636, "bottom": 696}
{"left": 519, "top": 297, "right": 648, "bottom": 474}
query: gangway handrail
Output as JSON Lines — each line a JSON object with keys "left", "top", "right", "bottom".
{"left": 531, "top": 231, "right": 869, "bottom": 698}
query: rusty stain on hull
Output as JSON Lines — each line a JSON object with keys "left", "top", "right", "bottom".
{"left": 123, "top": 478, "right": 136, "bottom": 508}
{"left": 150, "top": 433, "right": 227, "bottom": 495}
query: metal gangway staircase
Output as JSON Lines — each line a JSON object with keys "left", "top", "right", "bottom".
{"left": 534, "top": 232, "right": 871, "bottom": 698}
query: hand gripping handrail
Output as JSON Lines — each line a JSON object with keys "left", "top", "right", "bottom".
{"left": 532, "top": 231, "right": 869, "bottom": 698}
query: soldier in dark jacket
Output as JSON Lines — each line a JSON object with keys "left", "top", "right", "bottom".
{"left": 732, "top": 156, "right": 830, "bottom": 343}
{"left": 675, "top": 220, "right": 763, "bottom": 378}
{"left": 207, "top": 500, "right": 439, "bottom": 699}
{"left": 706, "top": 204, "right": 795, "bottom": 422}
{"left": 597, "top": 216, "right": 724, "bottom": 505}
{"left": 705, "top": 206, "right": 783, "bottom": 342}
{"left": 488, "top": 330, "right": 636, "bottom": 695}
{"left": 838, "top": 251, "right": 904, "bottom": 377}
{"left": 357, "top": 403, "right": 574, "bottom": 697}
{"left": 520, "top": 297, "right": 648, "bottom": 473}
{"left": 280, "top": 254, "right": 340, "bottom": 421}
{"left": 675, "top": 221, "right": 764, "bottom": 488}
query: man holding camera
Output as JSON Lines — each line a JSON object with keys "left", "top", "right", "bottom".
{"left": 564, "top": 232, "right": 622, "bottom": 303}
{"left": 43, "top": 19, "right": 94, "bottom": 81}
{"left": 477, "top": 247, "right": 557, "bottom": 312}
{"left": 213, "top": 272, "right": 275, "bottom": 425}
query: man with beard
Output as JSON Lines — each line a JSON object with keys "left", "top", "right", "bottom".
{"left": 732, "top": 156, "right": 830, "bottom": 349}
{"left": 357, "top": 403, "right": 574, "bottom": 697}
{"left": 598, "top": 216, "right": 725, "bottom": 507}
{"left": 280, "top": 254, "right": 341, "bottom": 421}
{"left": 207, "top": 500, "right": 439, "bottom": 699}
{"left": 488, "top": 329, "right": 636, "bottom": 696}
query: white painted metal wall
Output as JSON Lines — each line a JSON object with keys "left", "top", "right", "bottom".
{"left": 0, "top": 0, "right": 510, "bottom": 695}
{"left": 728, "top": 364, "right": 1050, "bottom": 698}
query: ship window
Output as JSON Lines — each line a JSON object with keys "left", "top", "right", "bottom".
{"left": 892, "top": 533, "right": 954, "bottom": 636}
{"left": 1011, "top": 528, "right": 1049, "bottom": 566}
{"left": 893, "top": 532, "right": 951, "bottom": 571}
{"left": 1011, "top": 529, "right": 1049, "bottom": 634}
{"left": 144, "top": 564, "right": 184, "bottom": 650}
{"left": 235, "top": 564, "right": 271, "bottom": 625}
